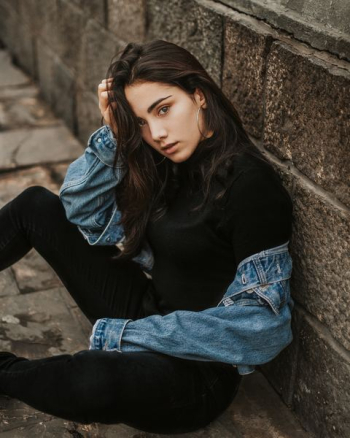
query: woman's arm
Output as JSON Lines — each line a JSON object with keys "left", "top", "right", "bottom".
{"left": 89, "top": 246, "right": 294, "bottom": 375}
{"left": 59, "top": 125, "right": 154, "bottom": 272}
{"left": 59, "top": 125, "right": 126, "bottom": 246}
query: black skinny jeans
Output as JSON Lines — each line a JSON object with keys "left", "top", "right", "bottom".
{"left": 0, "top": 186, "right": 242, "bottom": 434}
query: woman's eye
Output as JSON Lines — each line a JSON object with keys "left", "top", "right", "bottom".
{"left": 158, "top": 106, "right": 169, "bottom": 115}
{"left": 137, "top": 106, "right": 169, "bottom": 128}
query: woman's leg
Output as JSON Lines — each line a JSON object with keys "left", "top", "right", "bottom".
{"left": 0, "top": 185, "right": 242, "bottom": 432}
{"left": 0, "top": 350, "right": 242, "bottom": 433}
{"left": 0, "top": 185, "right": 151, "bottom": 323}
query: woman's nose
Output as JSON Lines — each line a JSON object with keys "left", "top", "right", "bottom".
{"left": 149, "top": 121, "right": 167, "bottom": 142}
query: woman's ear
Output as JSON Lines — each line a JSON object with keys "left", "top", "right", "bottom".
{"left": 194, "top": 88, "right": 207, "bottom": 109}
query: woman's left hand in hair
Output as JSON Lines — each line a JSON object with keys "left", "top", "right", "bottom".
{"left": 98, "top": 78, "right": 118, "bottom": 136}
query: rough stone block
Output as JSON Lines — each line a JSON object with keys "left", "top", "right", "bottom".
{"left": 0, "top": 126, "right": 83, "bottom": 170}
{"left": 146, "top": 0, "right": 224, "bottom": 87}
{"left": 0, "top": 400, "right": 99, "bottom": 437}
{"left": 292, "top": 314, "right": 350, "bottom": 438}
{"left": 229, "top": 369, "right": 310, "bottom": 438}
{"left": 222, "top": 10, "right": 277, "bottom": 139}
{"left": 11, "top": 249, "right": 63, "bottom": 294}
{"left": 264, "top": 41, "right": 350, "bottom": 207}
{"left": 0, "top": 3, "right": 18, "bottom": 54}
{"left": 8, "top": 20, "right": 37, "bottom": 78}
{"left": 36, "top": 38, "right": 55, "bottom": 104}
{"left": 0, "top": 87, "right": 57, "bottom": 131}
{"left": 51, "top": 58, "right": 76, "bottom": 131}
{"left": 0, "top": 287, "right": 89, "bottom": 358}
{"left": 0, "top": 166, "right": 61, "bottom": 204}
{"left": 46, "top": 162, "right": 71, "bottom": 188}
{"left": 0, "top": 50, "right": 31, "bottom": 88}
{"left": 69, "top": 0, "right": 106, "bottom": 25}
{"left": 0, "top": 84, "right": 38, "bottom": 100}
{"left": 0, "top": 269, "right": 20, "bottom": 297}
{"left": 78, "top": 19, "right": 123, "bottom": 93}
{"left": 108, "top": 0, "right": 147, "bottom": 42}
{"left": 220, "top": 0, "right": 350, "bottom": 62}
{"left": 17, "top": 0, "right": 59, "bottom": 50}
{"left": 301, "top": 0, "right": 349, "bottom": 35}
{"left": 260, "top": 304, "right": 303, "bottom": 408}
{"left": 288, "top": 174, "right": 350, "bottom": 351}
{"left": 76, "top": 89, "right": 101, "bottom": 145}
{"left": 56, "top": 0, "right": 86, "bottom": 72}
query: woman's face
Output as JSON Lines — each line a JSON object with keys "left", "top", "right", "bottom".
{"left": 124, "top": 81, "right": 213, "bottom": 163}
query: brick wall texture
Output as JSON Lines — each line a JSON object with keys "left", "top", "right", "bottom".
{"left": 0, "top": 1, "right": 349, "bottom": 437}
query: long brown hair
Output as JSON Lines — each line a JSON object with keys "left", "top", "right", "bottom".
{"left": 105, "top": 39, "right": 268, "bottom": 259}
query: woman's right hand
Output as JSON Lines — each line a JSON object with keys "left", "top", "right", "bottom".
{"left": 98, "top": 78, "right": 118, "bottom": 136}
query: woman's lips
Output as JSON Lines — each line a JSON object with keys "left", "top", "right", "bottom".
{"left": 162, "top": 142, "right": 178, "bottom": 154}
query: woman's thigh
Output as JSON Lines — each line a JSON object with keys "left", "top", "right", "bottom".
{"left": 0, "top": 186, "right": 151, "bottom": 323}
{"left": 0, "top": 350, "right": 242, "bottom": 434}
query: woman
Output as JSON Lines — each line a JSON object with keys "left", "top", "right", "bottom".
{"left": 0, "top": 40, "right": 294, "bottom": 433}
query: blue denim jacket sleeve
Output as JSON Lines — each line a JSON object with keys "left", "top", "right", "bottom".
{"left": 89, "top": 242, "right": 295, "bottom": 376}
{"left": 58, "top": 125, "right": 154, "bottom": 272}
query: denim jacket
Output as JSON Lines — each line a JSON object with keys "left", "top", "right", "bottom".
{"left": 59, "top": 125, "right": 295, "bottom": 376}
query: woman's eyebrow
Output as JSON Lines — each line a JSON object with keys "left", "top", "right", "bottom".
{"left": 147, "top": 95, "right": 172, "bottom": 113}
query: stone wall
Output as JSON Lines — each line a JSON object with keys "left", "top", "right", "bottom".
{"left": 221, "top": 0, "right": 350, "bottom": 61}
{"left": 0, "top": 1, "right": 349, "bottom": 437}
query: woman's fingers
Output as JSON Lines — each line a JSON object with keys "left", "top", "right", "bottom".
{"left": 99, "top": 91, "right": 109, "bottom": 113}
{"left": 98, "top": 79, "right": 113, "bottom": 99}
{"left": 97, "top": 79, "right": 118, "bottom": 135}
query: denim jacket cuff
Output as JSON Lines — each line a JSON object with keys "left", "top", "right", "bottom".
{"left": 89, "top": 318, "right": 133, "bottom": 352}
{"left": 87, "top": 125, "right": 121, "bottom": 168}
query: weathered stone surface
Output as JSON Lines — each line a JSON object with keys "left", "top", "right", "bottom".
{"left": 0, "top": 126, "right": 83, "bottom": 170}
{"left": 47, "top": 162, "right": 71, "bottom": 187}
{"left": 18, "top": 0, "right": 59, "bottom": 50}
{"left": 289, "top": 176, "right": 350, "bottom": 351}
{"left": 11, "top": 249, "right": 63, "bottom": 294}
{"left": 0, "top": 269, "right": 20, "bottom": 297}
{"left": 76, "top": 89, "right": 101, "bottom": 145}
{"left": 0, "top": 89, "right": 58, "bottom": 131}
{"left": 0, "top": 166, "right": 60, "bottom": 203}
{"left": 108, "top": 0, "right": 147, "bottom": 42}
{"left": 9, "top": 21, "right": 37, "bottom": 78}
{"left": 292, "top": 314, "right": 350, "bottom": 438}
{"left": 0, "top": 3, "right": 18, "bottom": 58}
{"left": 147, "top": 0, "right": 223, "bottom": 86}
{"left": 0, "top": 85, "right": 38, "bottom": 100}
{"left": 0, "top": 398, "right": 100, "bottom": 437}
{"left": 260, "top": 304, "right": 302, "bottom": 408}
{"left": 223, "top": 10, "right": 276, "bottom": 138}
{"left": 70, "top": 0, "right": 106, "bottom": 25}
{"left": 55, "top": 0, "right": 87, "bottom": 72}
{"left": 37, "top": 38, "right": 55, "bottom": 104}
{"left": 51, "top": 58, "right": 76, "bottom": 131}
{"left": 0, "top": 287, "right": 89, "bottom": 358}
{"left": 223, "top": 0, "right": 350, "bottom": 61}
{"left": 0, "top": 50, "right": 31, "bottom": 88}
{"left": 229, "top": 370, "right": 310, "bottom": 438}
{"left": 78, "top": 19, "right": 123, "bottom": 93}
{"left": 264, "top": 41, "right": 350, "bottom": 207}
{"left": 65, "top": 301, "right": 93, "bottom": 340}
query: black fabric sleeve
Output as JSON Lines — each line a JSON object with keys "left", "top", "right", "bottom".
{"left": 221, "top": 163, "right": 293, "bottom": 265}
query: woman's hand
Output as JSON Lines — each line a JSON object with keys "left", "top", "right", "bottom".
{"left": 98, "top": 78, "right": 118, "bottom": 136}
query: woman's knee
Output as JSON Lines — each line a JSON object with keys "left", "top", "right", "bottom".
{"left": 16, "top": 186, "right": 58, "bottom": 208}
{"left": 12, "top": 186, "right": 63, "bottom": 220}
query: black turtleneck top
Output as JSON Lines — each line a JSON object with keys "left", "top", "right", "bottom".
{"left": 144, "top": 151, "right": 293, "bottom": 316}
